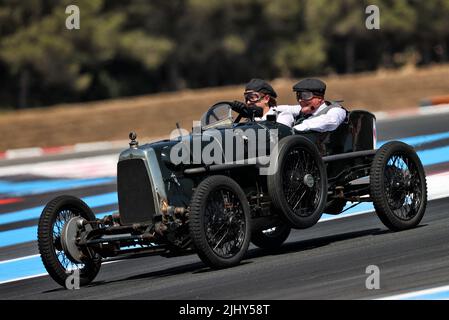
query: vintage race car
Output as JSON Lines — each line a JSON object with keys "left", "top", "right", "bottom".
{"left": 38, "top": 102, "right": 427, "bottom": 287}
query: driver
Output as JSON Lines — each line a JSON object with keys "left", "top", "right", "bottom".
{"left": 243, "top": 78, "right": 277, "bottom": 116}
{"left": 231, "top": 78, "right": 293, "bottom": 126}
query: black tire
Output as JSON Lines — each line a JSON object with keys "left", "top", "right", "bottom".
{"left": 324, "top": 199, "right": 347, "bottom": 215}
{"left": 251, "top": 221, "right": 291, "bottom": 249}
{"left": 267, "top": 136, "right": 328, "bottom": 229}
{"left": 189, "top": 175, "right": 251, "bottom": 269}
{"left": 370, "top": 141, "right": 427, "bottom": 231}
{"left": 37, "top": 195, "right": 101, "bottom": 288}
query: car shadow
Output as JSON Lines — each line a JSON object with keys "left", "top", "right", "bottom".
{"left": 245, "top": 227, "right": 387, "bottom": 260}
{"left": 41, "top": 261, "right": 207, "bottom": 294}
{"left": 245, "top": 223, "right": 427, "bottom": 260}
{"left": 41, "top": 224, "right": 427, "bottom": 292}
{"left": 108, "top": 229, "right": 385, "bottom": 283}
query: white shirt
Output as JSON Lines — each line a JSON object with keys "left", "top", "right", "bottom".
{"left": 271, "top": 103, "right": 346, "bottom": 132}
{"left": 255, "top": 106, "right": 298, "bottom": 127}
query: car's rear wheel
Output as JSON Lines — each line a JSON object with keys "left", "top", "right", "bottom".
{"left": 189, "top": 175, "right": 251, "bottom": 268}
{"left": 267, "top": 136, "right": 328, "bottom": 229}
{"left": 37, "top": 195, "right": 101, "bottom": 288}
{"left": 251, "top": 220, "right": 291, "bottom": 250}
{"left": 370, "top": 141, "right": 427, "bottom": 231}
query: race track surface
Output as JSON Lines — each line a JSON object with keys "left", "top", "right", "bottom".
{"left": 1, "top": 111, "right": 449, "bottom": 300}
{"left": 1, "top": 197, "right": 449, "bottom": 300}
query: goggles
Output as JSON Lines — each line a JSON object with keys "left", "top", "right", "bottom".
{"left": 296, "top": 91, "right": 315, "bottom": 101}
{"left": 244, "top": 91, "right": 265, "bottom": 103}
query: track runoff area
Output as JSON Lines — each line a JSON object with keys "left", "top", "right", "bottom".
{"left": 1, "top": 106, "right": 449, "bottom": 300}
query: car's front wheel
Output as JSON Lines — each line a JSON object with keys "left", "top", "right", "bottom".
{"left": 189, "top": 175, "right": 251, "bottom": 269}
{"left": 37, "top": 195, "right": 101, "bottom": 288}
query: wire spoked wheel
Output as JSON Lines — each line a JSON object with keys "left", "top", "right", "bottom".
{"left": 54, "top": 209, "right": 84, "bottom": 270}
{"left": 189, "top": 175, "right": 251, "bottom": 268}
{"left": 204, "top": 189, "right": 246, "bottom": 258}
{"left": 38, "top": 195, "right": 101, "bottom": 288}
{"left": 268, "top": 136, "right": 328, "bottom": 229}
{"left": 370, "top": 141, "right": 427, "bottom": 231}
{"left": 283, "top": 147, "right": 323, "bottom": 217}
{"left": 385, "top": 164, "right": 408, "bottom": 211}
{"left": 383, "top": 156, "right": 423, "bottom": 219}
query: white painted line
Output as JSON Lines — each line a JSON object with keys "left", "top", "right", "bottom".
{"left": 0, "top": 136, "right": 167, "bottom": 161}
{"left": 0, "top": 259, "right": 119, "bottom": 285}
{"left": 0, "top": 273, "right": 48, "bottom": 285}
{"left": 376, "top": 284, "right": 449, "bottom": 300}
{"left": 427, "top": 173, "right": 449, "bottom": 201}
{"left": 0, "top": 254, "right": 40, "bottom": 264}
{"left": 74, "top": 141, "right": 123, "bottom": 153}
{"left": 5, "top": 148, "right": 43, "bottom": 159}
{"left": 0, "top": 154, "right": 118, "bottom": 178}
{"left": 374, "top": 104, "right": 449, "bottom": 123}
{"left": 419, "top": 104, "right": 449, "bottom": 116}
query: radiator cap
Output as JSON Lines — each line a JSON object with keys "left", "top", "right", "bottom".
{"left": 129, "top": 132, "right": 138, "bottom": 149}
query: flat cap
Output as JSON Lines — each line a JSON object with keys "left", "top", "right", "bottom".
{"left": 245, "top": 78, "right": 277, "bottom": 98}
{"left": 293, "top": 78, "right": 326, "bottom": 95}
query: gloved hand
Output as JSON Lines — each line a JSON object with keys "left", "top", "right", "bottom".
{"left": 230, "top": 101, "right": 248, "bottom": 114}
{"left": 230, "top": 101, "right": 263, "bottom": 120}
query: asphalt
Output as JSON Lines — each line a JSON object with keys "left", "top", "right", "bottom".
{"left": 1, "top": 197, "right": 448, "bottom": 300}
{"left": 376, "top": 111, "right": 449, "bottom": 140}
{"left": 1, "top": 111, "right": 449, "bottom": 299}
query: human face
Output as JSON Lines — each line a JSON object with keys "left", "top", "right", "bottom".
{"left": 296, "top": 91, "right": 324, "bottom": 115}
{"left": 244, "top": 91, "right": 270, "bottom": 113}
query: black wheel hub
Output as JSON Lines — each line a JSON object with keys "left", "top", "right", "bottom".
{"left": 303, "top": 174, "right": 315, "bottom": 188}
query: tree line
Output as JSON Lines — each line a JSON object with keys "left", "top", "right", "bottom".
{"left": 0, "top": 0, "right": 448, "bottom": 109}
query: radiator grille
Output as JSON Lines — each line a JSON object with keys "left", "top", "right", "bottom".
{"left": 117, "top": 159, "right": 156, "bottom": 225}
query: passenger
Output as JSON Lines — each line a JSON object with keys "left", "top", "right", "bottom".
{"left": 276, "top": 79, "right": 348, "bottom": 132}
